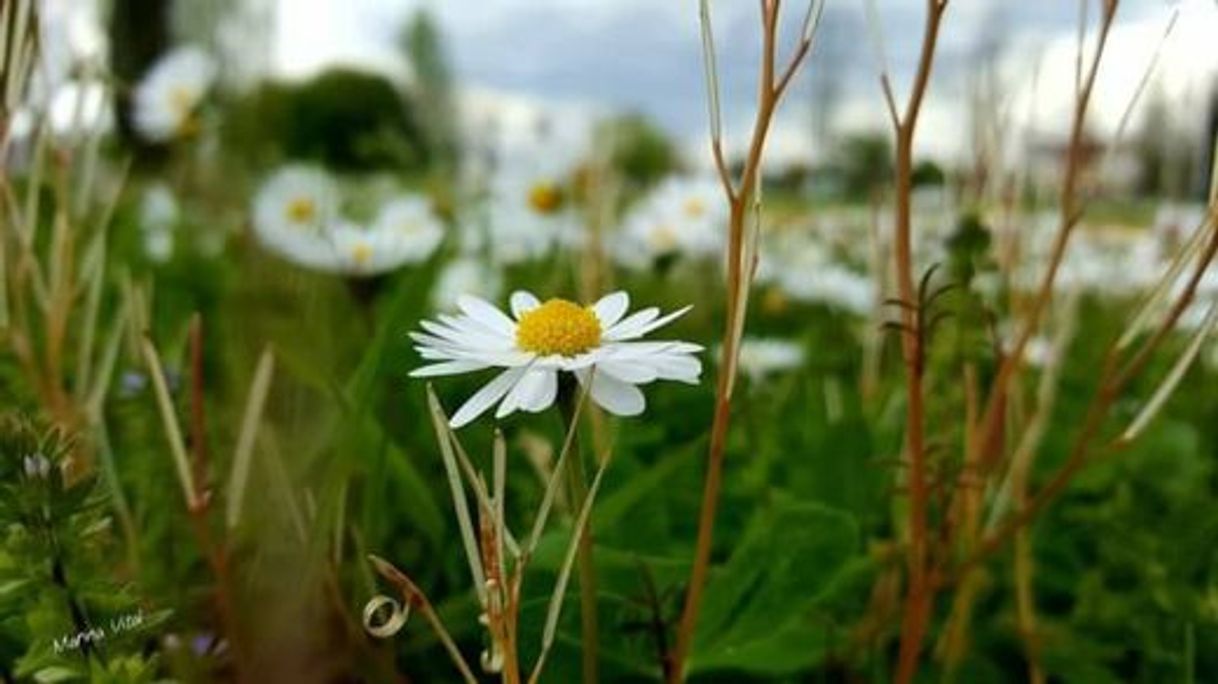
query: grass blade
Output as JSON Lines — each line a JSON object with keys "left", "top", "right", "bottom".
{"left": 140, "top": 335, "right": 199, "bottom": 511}
{"left": 226, "top": 345, "right": 276, "bottom": 529}
{"left": 426, "top": 385, "right": 487, "bottom": 605}
{"left": 528, "top": 455, "right": 610, "bottom": 684}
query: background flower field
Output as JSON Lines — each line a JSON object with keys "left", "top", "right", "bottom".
{"left": 2, "top": 1, "right": 1218, "bottom": 682}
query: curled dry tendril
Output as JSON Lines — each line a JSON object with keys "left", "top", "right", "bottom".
{"left": 362, "top": 594, "right": 411, "bottom": 638}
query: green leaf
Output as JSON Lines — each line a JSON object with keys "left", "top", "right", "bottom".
{"left": 593, "top": 440, "right": 697, "bottom": 530}
{"left": 690, "top": 497, "right": 860, "bottom": 675}
{"left": 34, "top": 666, "right": 83, "bottom": 683}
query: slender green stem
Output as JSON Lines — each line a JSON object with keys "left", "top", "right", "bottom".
{"left": 559, "top": 378, "right": 599, "bottom": 684}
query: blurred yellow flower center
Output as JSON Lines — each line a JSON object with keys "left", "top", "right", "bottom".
{"left": 286, "top": 197, "right": 316, "bottom": 224}
{"left": 527, "top": 181, "right": 564, "bottom": 215}
{"left": 516, "top": 298, "right": 601, "bottom": 356}
{"left": 684, "top": 197, "right": 706, "bottom": 217}
{"left": 352, "top": 243, "right": 373, "bottom": 266}
{"left": 648, "top": 224, "right": 678, "bottom": 252}
{"left": 169, "top": 87, "right": 201, "bottom": 136}
{"left": 169, "top": 87, "right": 194, "bottom": 116}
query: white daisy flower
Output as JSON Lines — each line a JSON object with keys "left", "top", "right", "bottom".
{"left": 411, "top": 291, "right": 702, "bottom": 427}
{"left": 370, "top": 196, "right": 445, "bottom": 264}
{"left": 327, "top": 219, "right": 441, "bottom": 277}
{"left": 253, "top": 166, "right": 339, "bottom": 241}
{"left": 251, "top": 165, "right": 343, "bottom": 265}
{"left": 615, "top": 176, "right": 725, "bottom": 269}
{"left": 253, "top": 168, "right": 448, "bottom": 277}
{"left": 482, "top": 160, "right": 578, "bottom": 264}
{"left": 132, "top": 46, "right": 217, "bottom": 142}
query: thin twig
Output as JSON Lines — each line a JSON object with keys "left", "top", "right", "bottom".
{"left": 668, "top": 2, "right": 820, "bottom": 680}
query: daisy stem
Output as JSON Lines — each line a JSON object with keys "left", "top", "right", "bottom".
{"left": 558, "top": 378, "right": 600, "bottom": 684}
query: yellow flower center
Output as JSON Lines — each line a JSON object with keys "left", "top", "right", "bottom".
{"left": 286, "top": 197, "right": 316, "bottom": 225}
{"left": 515, "top": 298, "right": 601, "bottom": 357}
{"left": 683, "top": 197, "right": 706, "bottom": 218}
{"left": 352, "top": 242, "right": 373, "bottom": 266}
{"left": 527, "top": 181, "right": 564, "bottom": 215}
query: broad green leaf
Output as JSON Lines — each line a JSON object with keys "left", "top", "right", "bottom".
{"left": 690, "top": 497, "right": 860, "bottom": 674}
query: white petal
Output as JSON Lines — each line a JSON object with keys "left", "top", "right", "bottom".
{"left": 592, "top": 291, "right": 629, "bottom": 328}
{"left": 510, "top": 291, "right": 541, "bottom": 318}
{"left": 410, "top": 360, "right": 488, "bottom": 377}
{"left": 606, "top": 305, "right": 693, "bottom": 341}
{"left": 450, "top": 367, "right": 526, "bottom": 428}
{"left": 603, "top": 307, "right": 658, "bottom": 339}
{"left": 498, "top": 368, "right": 556, "bottom": 416}
{"left": 521, "top": 369, "right": 558, "bottom": 412}
{"left": 556, "top": 348, "right": 608, "bottom": 371}
{"left": 653, "top": 355, "right": 702, "bottom": 383}
{"left": 604, "top": 341, "right": 703, "bottom": 358}
{"left": 496, "top": 383, "right": 523, "bottom": 418}
{"left": 578, "top": 370, "right": 646, "bottom": 416}
{"left": 598, "top": 360, "right": 658, "bottom": 384}
{"left": 457, "top": 295, "right": 517, "bottom": 336}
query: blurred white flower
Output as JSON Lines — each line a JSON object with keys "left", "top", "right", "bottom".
{"left": 1023, "top": 335, "right": 1056, "bottom": 369}
{"left": 371, "top": 196, "right": 445, "bottom": 264}
{"left": 252, "top": 167, "right": 444, "bottom": 277}
{"left": 1023, "top": 229, "right": 1163, "bottom": 297}
{"left": 143, "top": 229, "right": 175, "bottom": 264}
{"left": 139, "top": 183, "right": 179, "bottom": 263}
{"left": 999, "top": 330, "right": 1057, "bottom": 369}
{"left": 785, "top": 265, "right": 874, "bottom": 315}
{"left": 254, "top": 166, "right": 339, "bottom": 238}
{"left": 328, "top": 220, "right": 436, "bottom": 276}
{"left": 23, "top": 453, "right": 51, "bottom": 479}
{"left": 732, "top": 338, "right": 806, "bottom": 383}
{"left": 411, "top": 291, "right": 702, "bottom": 427}
{"left": 764, "top": 236, "right": 875, "bottom": 315}
{"left": 140, "top": 183, "right": 179, "bottom": 229}
{"left": 132, "top": 46, "right": 217, "bottom": 142}
{"left": 615, "top": 176, "right": 725, "bottom": 268}
{"left": 479, "top": 147, "right": 587, "bottom": 264}
{"left": 1153, "top": 202, "right": 1206, "bottom": 246}
{"left": 432, "top": 257, "right": 502, "bottom": 311}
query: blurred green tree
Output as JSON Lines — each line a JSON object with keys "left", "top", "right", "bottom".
{"left": 600, "top": 113, "right": 678, "bottom": 189}
{"left": 1135, "top": 88, "right": 1197, "bottom": 200}
{"left": 225, "top": 68, "right": 430, "bottom": 173}
{"left": 912, "top": 160, "right": 946, "bottom": 189}
{"left": 835, "top": 132, "right": 892, "bottom": 200}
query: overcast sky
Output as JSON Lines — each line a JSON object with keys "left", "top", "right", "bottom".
{"left": 267, "top": 0, "right": 1216, "bottom": 162}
